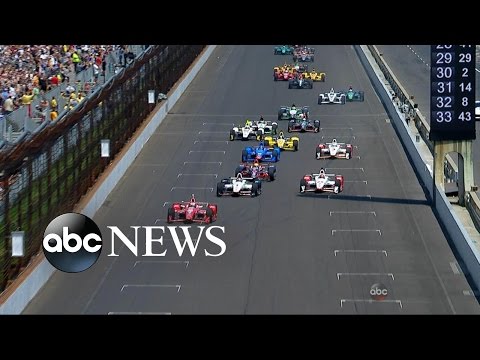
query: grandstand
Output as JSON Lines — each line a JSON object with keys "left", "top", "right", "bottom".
{"left": 0, "top": 45, "right": 147, "bottom": 148}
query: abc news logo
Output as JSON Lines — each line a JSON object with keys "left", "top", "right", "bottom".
{"left": 43, "top": 213, "right": 226, "bottom": 273}
{"left": 370, "top": 283, "right": 388, "bottom": 301}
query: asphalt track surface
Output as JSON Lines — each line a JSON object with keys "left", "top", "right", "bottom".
{"left": 376, "top": 45, "right": 480, "bottom": 187}
{"left": 24, "top": 45, "right": 480, "bottom": 314}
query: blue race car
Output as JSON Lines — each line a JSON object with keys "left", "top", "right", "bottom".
{"left": 242, "top": 141, "right": 281, "bottom": 162}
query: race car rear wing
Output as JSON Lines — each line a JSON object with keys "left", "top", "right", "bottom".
{"left": 311, "top": 173, "right": 337, "bottom": 178}
{"left": 229, "top": 176, "right": 257, "bottom": 182}
{"left": 179, "top": 201, "right": 210, "bottom": 207}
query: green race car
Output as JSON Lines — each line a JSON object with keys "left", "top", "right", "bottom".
{"left": 277, "top": 105, "right": 310, "bottom": 120}
{"left": 345, "top": 87, "right": 365, "bottom": 102}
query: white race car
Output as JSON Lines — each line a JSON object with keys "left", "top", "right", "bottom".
{"left": 252, "top": 119, "right": 278, "bottom": 136}
{"left": 230, "top": 123, "right": 261, "bottom": 141}
{"left": 299, "top": 168, "right": 344, "bottom": 194}
{"left": 316, "top": 138, "right": 353, "bottom": 159}
{"left": 318, "top": 88, "right": 346, "bottom": 105}
{"left": 216, "top": 173, "right": 262, "bottom": 197}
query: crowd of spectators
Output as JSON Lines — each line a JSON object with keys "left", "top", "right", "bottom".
{"left": 0, "top": 45, "right": 131, "bottom": 121}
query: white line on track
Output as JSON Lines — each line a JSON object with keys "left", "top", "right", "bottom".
{"left": 322, "top": 135, "right": 355, "bottom": 139}
{"left": 406, "top": 45, "right": 430, "bottom": 67}
{"left": 177, "top": 173, "right": 218, "bottom": 178}
{"left": 189, "top": 150, "right": 225, "bottom": 154}
{"left": 320, "top": 127, "right": 353, "bottom": 130}
{"left": 325, "top": 167, "right": 364, "bottom": 172}
{"left": 330, "top": 211, "right": 376, "bottom": 216}
{"left": 334, "top": 249, "right": 387, "bottom": 257}
{"left": 183, "top": 161, "right": 222, "bottom": 166}
{"left": 194, "top": 140, "right": 229, "bottom": 144}
{"left": 332, "top": 229, "right": 382, "bottom": 235}
{"left": 337, "top": 272, "right": 394, "bottom": 280}
{"left": 198, "top": 131, "right": 227, "bottom": 134}
{"left": 328, "top": 194, "right": 372, "bottom": 200}
{"left": 121, "top": 284, "right": 182, "bottom": 292}
{"left": 171, "top": 187, "right": 214, "bottom": 192}
{"left": 340, "top": 299, "right": 402, "bottom": 308}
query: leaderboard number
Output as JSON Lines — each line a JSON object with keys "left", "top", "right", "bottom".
{"left": 434, "top": 111, "right": 453, "bottom": 122}
{"left": 458, "top": 112, "right": 472, "bottom": 121}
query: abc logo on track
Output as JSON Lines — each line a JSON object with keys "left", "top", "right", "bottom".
{"left": 43, "top": 213, "right": 103, "bottom": 273}
{"left": 370, "top": 283, "right": 388, "bottom": 301}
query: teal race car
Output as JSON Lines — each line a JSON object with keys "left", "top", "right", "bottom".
{"left": 345, "top": 87, "right": 364, "bottom": 102}
{"left": 274, "top": 45, "right": 294, "bottom": 55}
{"left": 278, "top": 105, "right": 310, "bottom": 120}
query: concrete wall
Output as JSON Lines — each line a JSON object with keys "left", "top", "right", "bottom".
{"left": 0, "top": 45, "right": 218, "bottom": 314}
{"left": 355, "top": 45, "right": 480, "bottom": 291}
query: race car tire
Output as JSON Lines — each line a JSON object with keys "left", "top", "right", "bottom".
{"left": 268, "top": 167, "right": 276, "bottom": 181}
{"left": 274, "top": 75, "right": 278, "bottom": 81}
{"left": 256, "top": 131, "right": 262, "bottom": 141}
{"left": 334, "top": 179, "right": 341, "bottom": 193}
{"left": 299, "top": 179, "right": 308, "bottom": 193}
{"left": 341, "top": 96, "right": 346, "bottom": 105}
{"left": 346, "top": 149, "right": 352, "bottom": 159}
{"left": 216, "top": 183, "right": 225, "bottom": 197}
{"left": 206, "top": 208, "right": 214, "bottom": 223}
{"left": 316, "top": 151, "right": 321, "bottom": 159}
{"left": 264, "top": 139, "right": 270, "bottom": 147}
{"left": 293, "top": 140, "right": 299, "bottom": 151}
{"left": 167, "top": 207, "right": 175, "bottom": 223}
{"left": 314, "top": 126, "right": 319, "bottom": 133}
{"left": 278, "top": 110, "right": 284, "bottom": 120}
{"left": 251, "top": 183, "right": 259, "bottom": 197}
{"left": 288, "top": 83, "right": 293, "bottom": 89}
{"left": 272, "top": 123, "right": 278, "bottom": 134}
{"left": 242, "top": 150, "right": 248, "bottom": 162}
{"left": 311, "top": 56, "right": 314, "bottom": 62}
{"left": 229, "top": 130, "right": 235, "bottom": 141}
{"left": 318, "top": 97, "right": 322, "bottom": 105}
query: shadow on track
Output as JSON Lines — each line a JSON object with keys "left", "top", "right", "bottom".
{"left": 296, "top": 193, "right": 430, "bottom": 206}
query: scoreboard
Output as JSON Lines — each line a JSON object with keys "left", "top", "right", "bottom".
{"left": 430, "top": 45, "right": 476, "bottom": 141}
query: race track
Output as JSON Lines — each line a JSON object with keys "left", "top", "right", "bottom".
{"left": 24, "top": 45, "right": 480, "bottom": 314}
{"left": 375, "top": 45, "right": 480, "bottom": 188}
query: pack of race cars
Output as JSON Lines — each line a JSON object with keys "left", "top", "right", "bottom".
{"left": 167, "top": 45, "right": 363, "bottom": 223}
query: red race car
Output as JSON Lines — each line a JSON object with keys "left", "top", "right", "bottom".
{"left": 273, "top": 68, "right": 295, "bottom": 81}
{"left": 235, "top": 159, "right": 276, "bottom": 181}
{"left": 167, "top": 194, "right": 218, "bottom": 224}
